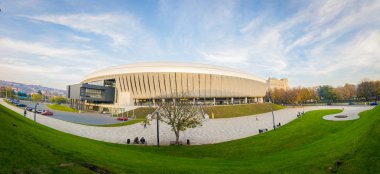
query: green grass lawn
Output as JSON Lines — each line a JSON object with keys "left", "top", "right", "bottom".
{"left": 203, "top": 103, "right": 285, "bottom": 118}
{"left": 0, "top": 103, "right": 379, "bottom": 173}
{"left": 46, "top": 104, "right": 78, "bottom": 113}
{"left": 91, "top": 118, "right": 145, "bottom": 127}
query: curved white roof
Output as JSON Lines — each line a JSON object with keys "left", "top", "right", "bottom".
{"left": 81, "top": 62, "right": 266, "bottom": 83}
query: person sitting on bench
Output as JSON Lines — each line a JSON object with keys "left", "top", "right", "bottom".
{"left": 140, "top": 137, "right": 146, "bottom": 144}
{"left": 134, "top": 137, "right": 139, "bottom": 144}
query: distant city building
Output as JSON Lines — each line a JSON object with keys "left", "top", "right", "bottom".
{"left": 267, "top": 77, "right": 289, "bottom": 91}
{"left": 67, "top": 62, "right": 268, "bottom": 111}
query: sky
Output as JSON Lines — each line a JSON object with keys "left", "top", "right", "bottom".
{"left": 0, "top": 0, "right": 379, "bottom": 90}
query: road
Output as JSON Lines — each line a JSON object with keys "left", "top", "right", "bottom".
{"left": 18, "top": 100, "right": 120, "bottom": 125}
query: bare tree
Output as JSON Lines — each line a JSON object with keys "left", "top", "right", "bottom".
{"left": 156, "top": 99, "right": 204, "bottom": 145}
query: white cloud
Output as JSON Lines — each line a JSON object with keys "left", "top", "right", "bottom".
{"left": 70, "top": 35, "right": 91, "bottom": 42}
{"left": 25, "top": 13, "right": 146, "bottom": 47}
{"left": 0, "top": 38, "right": 98, "bottom": 61}
{"left": 308, "top": 30, "right": 380, "bottom": 74}
{"left": 202, "top": 0, "right": 380, "bottom": 83}
{"left": 239, "top": 16, "right": 264, "bottom": 34}
{"left": 200, "top": 48, "right": 250, "bottom": 63}
{"left": 0, "top": 37, "right": 114, "bottom": 88}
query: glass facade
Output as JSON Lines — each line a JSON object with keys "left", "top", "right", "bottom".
{"left": 87, "top": 80, "right": 104, "bottom": 86}
{"left": 104, "top": 79, "right": 116, "bottom": 87}
{"left": 84, "top": 88, "right": 102, "bottom": 98}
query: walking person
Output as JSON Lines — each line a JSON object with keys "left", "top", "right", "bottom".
{"left": 24, "top": 110, "right": 27, "bottom": 117}
{"left": 256, "top": 116, "right": 258, "bottom": 121}
{"left": 144, "top": 122, "right": 147, "bottom": 128}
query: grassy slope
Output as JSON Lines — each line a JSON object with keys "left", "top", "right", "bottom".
{"left": 46, "top": 104, "right": 78, "bottom": 113}
{"left": 92, "top": 119, "right": 145, "bottom": 127}
{"left": 0, "top": 104, "right": 379, "bottom": 173}
{"left": 203, "top": 103, "right": 285, "bottom": 118}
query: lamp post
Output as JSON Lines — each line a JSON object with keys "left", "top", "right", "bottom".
{"left": 34, "top": 102, "right": 39, "bottom": 122}
{"left": 269, "top": 98, "right": 276, "bottom": 130}
{"left": 154, "top": 111, "right": 160, "bottom": 147}
{"left": 302, "top": 102, "right": 304, "bottom": 113}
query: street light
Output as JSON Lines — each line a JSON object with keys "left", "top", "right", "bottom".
{"left": 153, "top": 111, "right": 160, "bottom": 147}
{"left": 302, "top": 102, "right": 304, "bottom": 113}
{"left": 34, "top": 102, "right": 39, "bottom": 122}
{"left": 268, "top": 98, "right": 276, "bottom": 130}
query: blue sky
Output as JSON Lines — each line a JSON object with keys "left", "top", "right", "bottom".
{"left": 0, "top": 0, "right": 379, "bottom": 89}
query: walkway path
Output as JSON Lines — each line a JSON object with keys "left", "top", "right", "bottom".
{"left": 1, "top": 99, "right": 372, "bottom": 145}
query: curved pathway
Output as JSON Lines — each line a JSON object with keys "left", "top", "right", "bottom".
{"left": 322, "top": 107, "right": 363, "bottom": 121}
{"left": 1, "top": 99, "right": 372, "bottom": 145}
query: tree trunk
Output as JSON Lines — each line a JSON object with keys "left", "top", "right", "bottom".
{"left": 175, "top": 131, "right": 180, "bottom": 145}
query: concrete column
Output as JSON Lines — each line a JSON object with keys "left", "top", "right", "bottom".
{"left": 153, "top": 99, "right": 156, "bottom": 106}
{"left": 213, "top": 98, "right": 216, "bottom": 105}
{"left": 245, "top": 97, "right": 248, "bottom": 104}
{"left": 231, "top": 98, "right": 234, "bottom": 104}
{"left": 193, "top": 98, "right": 196, "bottom": 104}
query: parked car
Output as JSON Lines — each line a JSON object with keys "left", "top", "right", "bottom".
{"left": 32, "top": 109, "right": 43, "bottom": 114}
{"left": 101, "top": 110, "right": 111, "bottom": 114}
{"left": 117, "top": 117, "right": 129, "bottom": 121}
{"left": 25, "top": 107, "right": 33, "bottom": 111}
{"left": 370, "top": 102, "right": 378, "bottom": 106}
{"left": 16, "top": 103, "right": 27, "bottom": 107}
{"left": 9, "top": 99, "right": 19, "bottom": 103}
{"left": 41, "top": 110, "right": 53, "bottom": 116}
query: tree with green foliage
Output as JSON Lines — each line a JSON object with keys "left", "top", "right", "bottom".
{"left": 0, "top": 86, "right": 16, "bottom": 98}
{"left": 31, "top": 93, "right": 43, "bottom": 102}
{"left": 49, "top": 96, "right": 68, "bottom": 104}
{"left": 317, "top": 85, "right": 336, "bottom": 102}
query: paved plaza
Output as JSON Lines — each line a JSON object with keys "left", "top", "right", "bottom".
{"left": 1, "top": 99, "right": 373, "bottom": 145}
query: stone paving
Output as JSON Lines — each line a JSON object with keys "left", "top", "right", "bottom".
{"left": 1, "top": 99, "right": 373, "bottom": 145}
{"left": 322, "top": 106, "right": 366, "bottom": 121}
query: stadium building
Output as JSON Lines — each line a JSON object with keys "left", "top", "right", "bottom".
{"left": 67, "top": 62, "right": 267, "bottom": 111}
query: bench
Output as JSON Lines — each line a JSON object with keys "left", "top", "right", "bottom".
{"left": 258, "top": 128, "right": 268, "bottom": 134}
{"left": 127, "top": 138, "right": 147, "bottom": 145}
